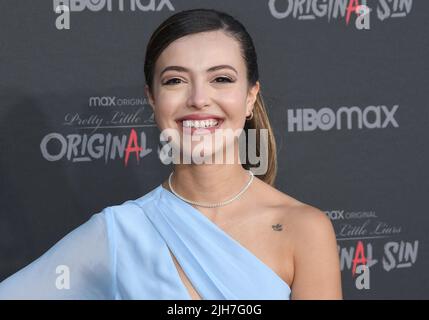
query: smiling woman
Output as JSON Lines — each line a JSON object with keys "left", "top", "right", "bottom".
{"left": 0, "top": 8, "right": 342, "bottom": 300}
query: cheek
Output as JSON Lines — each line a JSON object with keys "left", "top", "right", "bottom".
{"left": 218, "top": 92, "right": 247, "bottom": 120}
{"left": 152, "top": 107, "right": 170, "bottom": 131}
{"left": 152, "top": 99, "right": 182, "bottom": 129}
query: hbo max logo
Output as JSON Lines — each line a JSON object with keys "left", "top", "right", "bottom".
{"left": 53, "top": 0, "right": 174, "bottom": 12}
{"left": 53, "top": 0, "right": 174, "bottom": 30}
{"left": 287, "top": 105, "right": 399, "bottom": 132}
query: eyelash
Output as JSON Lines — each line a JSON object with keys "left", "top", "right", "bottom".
{"left": 162, "top": 76, "right": 234, "bottom": 86}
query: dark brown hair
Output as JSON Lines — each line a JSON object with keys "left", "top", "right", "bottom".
{"left": 144, "top": 8, "right": 277, "bottom": 185}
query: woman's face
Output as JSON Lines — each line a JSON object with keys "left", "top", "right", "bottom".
{"left": 145, "top": 30, "right": 259, "bottom": 164}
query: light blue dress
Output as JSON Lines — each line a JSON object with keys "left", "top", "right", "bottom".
{"left": 0, "top": 184, "right": 291, "bottom": 299}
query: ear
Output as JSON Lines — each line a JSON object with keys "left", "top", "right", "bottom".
{"left": 144, "top": 84, "right": 155, "bottom": 111}
{"left": 246, "top": 81, "right": 260, "bottom": 116}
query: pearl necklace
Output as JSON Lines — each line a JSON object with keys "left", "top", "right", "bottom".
{"left": 168, "top": 170, "right": 254, "bottom": 208}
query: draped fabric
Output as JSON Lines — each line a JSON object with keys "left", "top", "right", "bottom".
{"left": 0, "top": 185, "right": 291, "bottom": 300}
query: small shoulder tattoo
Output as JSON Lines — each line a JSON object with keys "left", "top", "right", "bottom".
{"left": 272, "top": 223, "right": 283, "bottom": 231}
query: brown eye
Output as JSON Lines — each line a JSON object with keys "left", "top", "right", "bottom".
{"left": 163, "top": 78, "right": 182, "bottom": 85}
{"left": 214, "top": 77, "right": 233, "bottom": 83}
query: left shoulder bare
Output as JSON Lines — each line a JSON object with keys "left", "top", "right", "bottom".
{"left": 291, "top": 205, "right": 335, "bottom": 240}
{"left": 286, "top": 204, "right": 343, "bottom": 299}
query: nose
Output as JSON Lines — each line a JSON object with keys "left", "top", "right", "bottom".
{"left": 186, "top": 80, "right": 210, "bottom": 109}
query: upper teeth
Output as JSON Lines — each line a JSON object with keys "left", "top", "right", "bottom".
{"left": 182, "top": 119, "right": 219, "bottom": 128}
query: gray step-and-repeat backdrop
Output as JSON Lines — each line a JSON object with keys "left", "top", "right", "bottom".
{"left": 0, "top": 0, "right": 428, "bottom": 299}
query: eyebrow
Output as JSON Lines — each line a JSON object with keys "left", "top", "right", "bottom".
{"left": 160, "top": 64, "right": 238, "bottom": 77}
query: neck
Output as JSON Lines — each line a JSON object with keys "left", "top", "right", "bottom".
{"left": 170, "top": 163, "right": 252, "bottom": 204}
